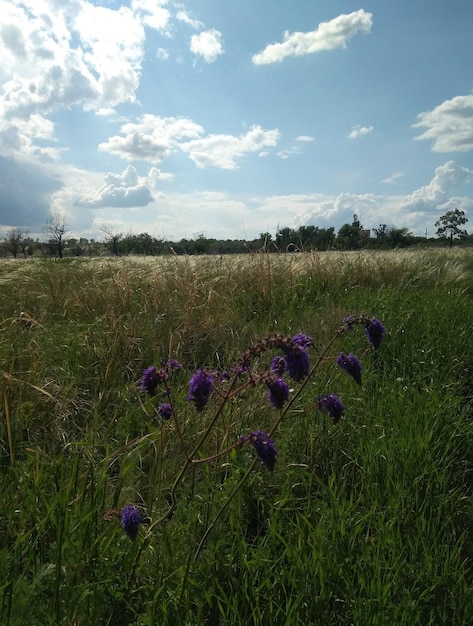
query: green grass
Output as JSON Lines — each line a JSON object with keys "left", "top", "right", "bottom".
{"left": 1, "top": 249, "right": 473, "bottom": 625}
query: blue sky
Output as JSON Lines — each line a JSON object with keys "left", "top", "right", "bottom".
{"left": 1, "top": 0, "right": 473, "bottom": 241}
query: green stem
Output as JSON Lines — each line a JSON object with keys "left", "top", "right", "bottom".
{"left": 191, "top": 327, "right": 345, "bottom": 562}
{"left": 146, "top": 371, "right": 240, "bottom": 533}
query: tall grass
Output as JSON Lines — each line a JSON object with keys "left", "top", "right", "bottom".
{"left": 1, "top": 249, "right": 472, "bottom": 624}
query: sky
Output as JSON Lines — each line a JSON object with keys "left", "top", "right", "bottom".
{"left": 1, "top": 0, "right": 473, "bottom": 242}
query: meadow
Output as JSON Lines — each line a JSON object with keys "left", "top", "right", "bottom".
{"left": 0, "top": 249, "right": 472, "bottom": 625}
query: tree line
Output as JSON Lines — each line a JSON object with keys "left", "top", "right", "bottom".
{"left": 1, "top": 209, "right": 469, "bottom": 258}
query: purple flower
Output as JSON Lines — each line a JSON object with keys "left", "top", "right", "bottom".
{"left": 219, "top": 371, "right": 231, "bottom": 382}
{"left": 141, "top": 366, "right": 167, "bottom": 397}
{"left": 365, "top": 318, "right": 385, "bottom": 349}
{"left": 187, "top": 369, "right": 214, "bottom": 411}
{"left": 267, "top": 377, "right": 290, "bottom": 409}
{"left": 232, "top": 364, "right": 251, "bottom": 378}
{"left": 336, "top": 352, "right": 362, "bottom": 385}
{"left": 270, "top": 356, "right": 286, "bottom": 376}
{"left": 318, "top": 394, "right": 345, "bottom": 424}
{"left": 158, "top": 402, "right": 173, "bottom": 420}
{"left": 250, "top": 430, "right": 277, "bottom": 471}
{"left": 292, "top": 333, "right": 313, "bottom": 348}
{"left": 121, "top": 505, "right": 143, "bottom": 540}
{"left": 166, "top": 358, "right": 183, "bottom": 371}
{"left": 343, "top": 315, "right": 356, "bottom": 331}
{"left": 284, "top": 345, "right": 310, "bottom": 382}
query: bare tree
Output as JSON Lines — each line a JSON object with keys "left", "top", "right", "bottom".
{"left": 6, "top": 228, "right": 25, "bottom": 258}
{"left": 43, "top": 213, "right": 68, "bottom": 258}
{"left": 100, "top": 224, "right": 123, "bottom": 256}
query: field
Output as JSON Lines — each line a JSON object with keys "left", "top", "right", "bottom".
{"left": 1, "top": 249, "right": 473, "bottom": 625}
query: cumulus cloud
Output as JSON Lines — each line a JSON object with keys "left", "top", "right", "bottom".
{"left": 131, "top": 0, "right": 171, "bottom": 32}
{"left": 348, "top": 125, "right": 373, "bottom": 139}
{"left": 0, "top": 0, "right": 147, "bottom": 132}
{"left": 413, "top": 94, "right": 473, "bottom": 152}
{"left": 401, "top": 160, "right": 473, "bottom": 212}
{"left": 295, "top": 135, "right": 315, "bottom": 142}
{"left": 99, "top": 114, "right": 204, "bottom": 161}
{"left": 252, "top": 9, "right": 372, "bottom": 65}
{"left": 180, "top": 125, "right": 281, "bottom": 169}
{"left": 77, "top": 165, "right": 155, "bottom": 208}
{"left": 190, "top": 29, "right": 224, "bottom": 62}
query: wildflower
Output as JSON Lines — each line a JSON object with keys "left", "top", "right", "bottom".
{"left": 187, "top": 369, "right": 214, "bottom": 411}
{"left": 365, "top": 317, "right": 385, "bottom": 349}
{"left": 141, "top": 366, "right": 167, "bottom": 397}
{"left": 292, "top": 333, "right": 313, "bottom": 348}
{"left": 317, "top": 393, "right": 345, "bottom": 424}
{"left": 250, "top": 430, "right": 277, "bottom": 471}
{"left": 158, "top": 402, "right": 173, "bottom": 420}
{"left": 121, "top": 505, "right": 143, "bottom": 540}
{"left": 166, "top": 358, "right": 183, "bottom": 371}
{"left": 343, "top": 315, "right": 356, "bottom": 330}
{"left": 270, "top": 355, "right": 286, "bottom": 376}
{"left": 336, "top": 352, "right": 362, "bottom": 385}
{"left": 232, "top": 364, "right": 251, "bottom": 378}
{"left": 219, "top": 371, "right": 231, "bottom": 382}
{"left": 284, "top": 345, "right": 310, "bottom": 382}
{"left": 267, "top": 377, "right": 290, "bottom": 409}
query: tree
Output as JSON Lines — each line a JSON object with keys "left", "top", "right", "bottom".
{"left": 337, "top": 214, "right": 365, "bottom": 250}
{"left": 435, "top": 209, "right": 468, "bottom": 248}
{"left": 43, "top": 213, "right": 68, "bottom": 258}
{"left": 5, "top": 228, "right": 28, "bottom": 258}
{"left": 373, "top": 224, "right": 389, "bottom": 241}
{"left": 100, "top": 225, "right": 123, "bottom": 256}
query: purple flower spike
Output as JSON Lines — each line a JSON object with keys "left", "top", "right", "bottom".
{"left": 166, "top": 358, "right": 183, "bottom": 371}
{"left": 158, "top": 402, "right": 173, "bottom": 420}
{"left": 318, "top": 393, "right": 345, "bottom": 424}
{"left": 270, "top": 356, "right": 286, "bottom": 376}
{"left": 292, "top": 333, "right": 313, "bottom": 348}
{"left": 187, "top": 369, "right": 214, "bottom": 411}
{"left": 267, "top": 377, "right": 290, "bottom": 409}
{"left": 365, "top": 318, "right": 385, "bottom": 349}
{"left": 284, "top": 345, "right": 310, "bottom": 382}
{"left": 121, "top": 505, "right": 143, "bottom": 541}
{"left": 336, "top": 352, "right": 362, "bottom": 385}
{"left": 250, "top": 430, "right": 277, "bottom": 471}
{"left": 141, "top": 366, "right": 166, "bottom": 397}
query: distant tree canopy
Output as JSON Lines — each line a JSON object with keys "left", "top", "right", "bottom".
{"left": 435, "top": 209, "right": 468, "bottom": 248}
{"left": 2, "top": 210, "right": 472, "bottom": 258}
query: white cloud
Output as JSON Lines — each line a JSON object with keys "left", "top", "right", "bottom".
{"left": 252, "top": 9, "right": 372, "bottom": 65}
{"left": 413, "top": 94, "right": 473, "bottom": 152}
{"left": 77, "top": 165, "right": 155, "bottom": 208}
{"left": 382, "top": 172, "right": 404, "bottom": 184}
{"left": 156, "top": 47, "right": 169, "bottom": 60}
{"left": 348, "top": 125, "right": 373, "bottom": 139}
{"left": 295, "top": 135, "right": 315, "bottom": 142}
{"left": 99, "top": 114, "right": 204, "bottom": 161}
{"left": 181, "top": 125, "right": 281, "bottom": 169}
{"left": 131, "top": 0, "right": 171, "bottom": 32}
{"left": 0, "top": 0, "right": 146, "bottom": 129}
{"left": 74, "top": 3, "right": 144, "bottom": 107}
{"left": 401, "top": 160, "right": 473, "bottom": 211}
{"left": 176, "top": 10, "right": 204, "bottom": 29}
{"left": 190, "top": 29, "right": 224, "bottom": 63}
